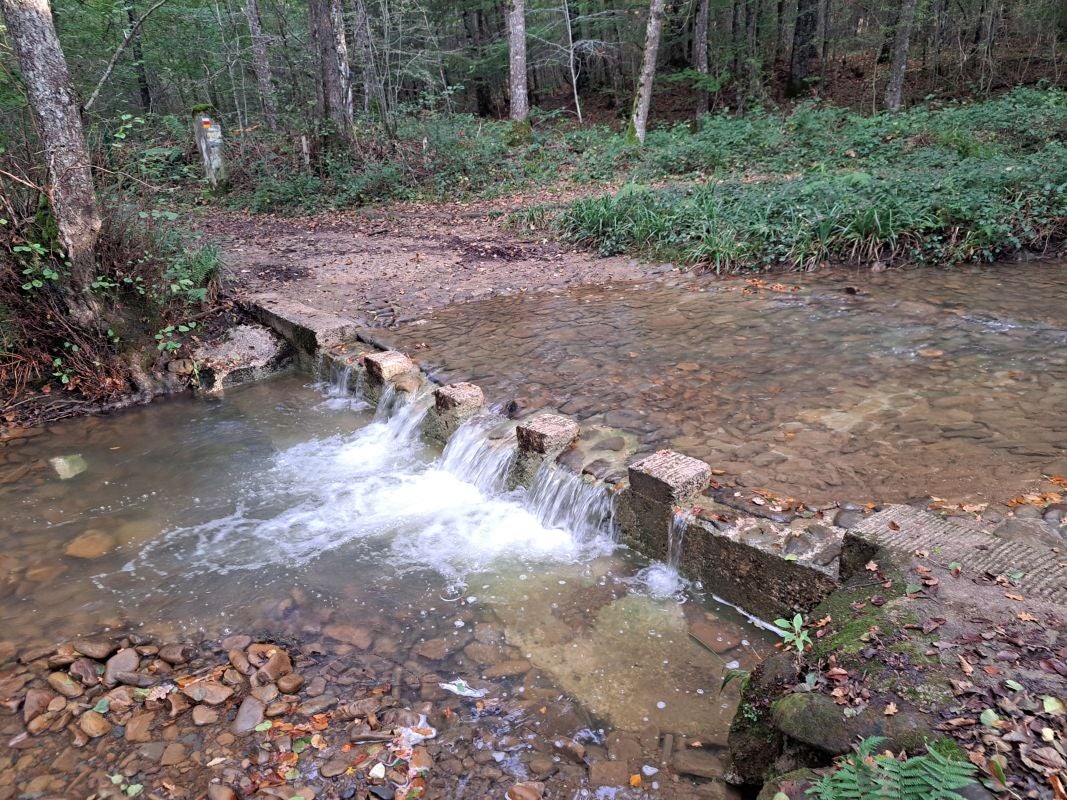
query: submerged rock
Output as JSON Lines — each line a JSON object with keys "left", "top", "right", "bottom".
{"left": 63, "top": 529, "right": 115, "bottom": 559}
{"left": 232, "top": 696, "right": 265, "bottom": 734}
{"left": 78, "top": 710, "right": 112, "bottom": 738}
{"left": 50, "top": 454, "right": 87, "bottom": 480}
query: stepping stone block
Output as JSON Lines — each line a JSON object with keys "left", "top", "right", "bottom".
{"left": 628, "top": 450, "right": 711, "bottom": 505}
{"left": 363, "top": 351, "right": 415, "bottom": 382}
{"left": 434, "top": 383, "right": 484, "bottom": 414}
{"left": 516, "top": 414, "right": 580, "bottom": 455}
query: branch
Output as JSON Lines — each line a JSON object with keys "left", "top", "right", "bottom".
{"left": 84, "top": 0, "right": 170, "bottom": 112}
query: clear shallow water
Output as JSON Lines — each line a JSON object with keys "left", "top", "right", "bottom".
{"left": 0, "top": 374, "right": 772, "bottom": 744}
{"left": 381, "top": 260, "right": 1067, "bottom": 505}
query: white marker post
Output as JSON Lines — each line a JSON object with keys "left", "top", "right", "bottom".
{"left": 194, "top": 114, "right": 226, "bottom": 188}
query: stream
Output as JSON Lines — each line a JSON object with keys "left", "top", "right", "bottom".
{"left": 379, "top": 259, "right": 1067, "bottom": 506}
{"left": 0, "top": 373, "right": 773, "bottom": 798}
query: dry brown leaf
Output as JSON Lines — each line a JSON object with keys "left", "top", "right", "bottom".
{"left": 959, "top": 655, "right": 975, "bottom": 676}
{"left": 884, "top": 702, "right": 898, "bottom": 716}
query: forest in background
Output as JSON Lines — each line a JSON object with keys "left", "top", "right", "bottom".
{"left": 0, "top": 0, "right": 1065, "bottom": 416}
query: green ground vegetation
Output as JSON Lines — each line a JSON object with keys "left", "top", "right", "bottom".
{"left": 121, "top": 85, "right": 1064, "bottom": 272}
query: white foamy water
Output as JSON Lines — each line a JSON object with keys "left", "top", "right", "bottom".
{"left": 631, "top": 509, "right": 691, "bottom": 599}
{"left": 121, "top": 385, "right": 616, "bottom": 590}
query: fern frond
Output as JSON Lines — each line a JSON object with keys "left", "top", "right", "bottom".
{"left": 807, "top": 736, "right": 978, "bottom": 800}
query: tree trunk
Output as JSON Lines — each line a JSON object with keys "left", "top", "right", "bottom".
{"left": 1, "top": 0, "right": 101, "bottom": 324}
{"left": 243, "top": 0, "right": 279, "bottom": 130}
{"left": 630, "top": 0, "right": 666, "bottom": 143}
{"left": 330, "top": 0, "right": 352, "bottom": 122}
{"left": 308, "top": 0, "right": 347, "bottom": 134}
{"left": 506, "top": 0, "right": 528, "bottom": 121}
{"left": 562, "top": 0, "right": 582, "bottom": 123}
{"left": 883, "top": 0, "right": 918, "bottom": 110}
{"left": 692, "top": 0, "right": 710, "bottom": 120}
{"left": 126, "top": 0, "right": 152, "bottom": 110}
{"left": 350, "top": 0, "right": 392, "bottom": 134}
{"left": 775, "top": 0, "right": 786, "bottom": 62}
{"left": 787, "top": 0, "right": 818, "bottom": 95}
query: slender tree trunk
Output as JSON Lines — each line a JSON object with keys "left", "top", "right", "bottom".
{"left": 350, "top": 0, "right": 392, "bottom": 134}
{"left": 351, "top": 0, "right": 374, "bottom": 111}
{"left": 787, "top": 0, "right": 818, "bottom": 95}
{"left": 692, "top": 0, "right": 710, "bottom": 120}
{"left": 630, "top": 0, "right": 666, "bottom": 143}
{"left": 775, "top": 0, "right": 786, "bottom": 62}
{"left": 243, "top": 0, "right": 279, "bottom": 130}
{"left": 126, "top": 0, "right": 152, "bottom": 110}
{"left": 308, "top": 0, "right": 347, "bottom": 133}
{"left": 562, "top": 0, "right": 582, "bottom": 123}
{"left": 1, "top": 0, "right": 101, "bottom": 324}
{"left": 506, "top": 0, "right": 528, "bottom": 121}
{"left": 731, "top": 0, "right": 742, "bottom": 77}
{"left": 883, "top": 0, "right": 918, "bottom": 110}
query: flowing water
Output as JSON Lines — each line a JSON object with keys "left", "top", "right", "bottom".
{"left": 0, "top": 374, "right": 774, "bottom": 793}
{"left": 380, "top": 260, "right": 1067, "bottom": 506}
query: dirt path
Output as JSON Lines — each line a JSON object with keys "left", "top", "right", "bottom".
{"left": 195, "top": 196, "right": 651, "bottom": 329}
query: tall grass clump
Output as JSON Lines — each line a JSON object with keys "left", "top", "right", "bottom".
{"left": 559, "top": 141, "right": 1067, "bottom": 271}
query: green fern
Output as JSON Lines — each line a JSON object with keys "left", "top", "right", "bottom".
{"left": 808, "top": 736, "right": 977, "bottom": 800}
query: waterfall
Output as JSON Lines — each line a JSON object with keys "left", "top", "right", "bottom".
{"left": 633, "top": 508, "right": 692, "bottom": 599}
{"left": 524, "top": 462, "right": 615, "bottom": 544}
{"left": 440, "top": 415, "right": 516, "bottom": 494}
{"left": 440, "top": 415, "right": 616, "bottom": 543}
{"left": 374, "top": 382, "right": 399, "bottom": 421}
{"left": 666, "top": 507, "right": 690, "bottom": 570}
{"left": 317, "top": 356, "right": 367, "bottom": 409}
{"left": 384, "top": 385, "right": 434, "bottom": 442}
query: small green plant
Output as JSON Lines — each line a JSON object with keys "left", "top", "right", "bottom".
{"left": 110, "top": 113, "right": 145, "bottom": 150}
{"left": 109, "top": 773, "right": 143, "bottom": 797}
{"left": 774, "top": 613, "right": 813, "bottom": 658}
{"left": 155, "top": 321, "right": 196, "bottom": 352}
{"left": 808, "top": 736, "right": 977, "bottom": 800}
{"left": 51, "top": 357, "right": 73, "bottom": 385}
{"left": 15, "top": 242, "right": 60, "bottom": 290}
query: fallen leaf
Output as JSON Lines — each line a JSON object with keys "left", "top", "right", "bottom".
{"left": 1004, "top": 592, "right": 1025, "bottom": 601}
{"left": 959, "top": 655, "right": 975, "bottom": 676}
{"left": 865, "top": 560, "right": 878, "bottom": 572}
{"left": 1042, "top": 696, "right": 1065, "bottom": 715}
{"left": 1017, "top": 612, "right": 1037, "bottom": 622}
{"left": 884, "top": 702, "right": 898, "bottom": 716}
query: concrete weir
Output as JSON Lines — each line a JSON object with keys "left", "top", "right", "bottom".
{"left": 247, "top": 294, "right": 851, "bottom": 619}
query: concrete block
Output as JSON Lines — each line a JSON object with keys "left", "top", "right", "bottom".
{"left": 434, "top": 383, "right": 484, "bottom": 413}
{"left": 516, "top": 414, "right": 580, "bottom": 455}
{"left": 243, "top": 293, "right": 357, "bottom": 357}
{"left": 423, "top": 384, "right": 486, "bottom": 446}
{"left": 628, "top": 450, "right": 711, "bottom": 505}
{"left": 363, "top": 351, "right": 415, "bottom": 383}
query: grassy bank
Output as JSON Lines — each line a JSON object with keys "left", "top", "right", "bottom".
{"left": 544, "top": 86, "right": 1067, "bottom": 270}
{"left": 213, "top": 86, "right": 1067, "bottom": 270}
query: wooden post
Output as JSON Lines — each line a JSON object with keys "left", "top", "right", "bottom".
{"left": 194, "top": 114, "right": 227, "bottom": 188}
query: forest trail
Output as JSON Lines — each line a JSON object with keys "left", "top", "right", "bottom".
{"left": 199, "top": 190, "right": 652, "bottom": 329}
